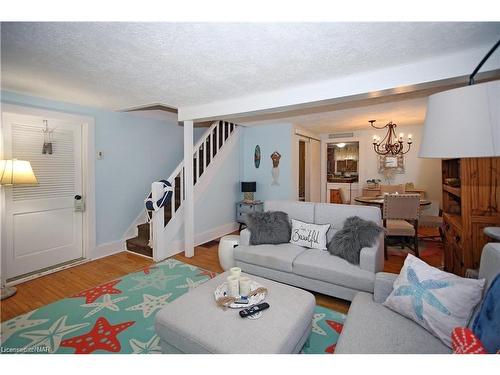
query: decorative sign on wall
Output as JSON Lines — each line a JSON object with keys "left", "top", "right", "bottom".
{"left": 270, "top": 151, "right": 281, "bottom": 186}
{"left": 254, "top": 145, "right": 261, "bottom": 168}
{"left": 378, "top": 154, "right": 405, "bottom": 174}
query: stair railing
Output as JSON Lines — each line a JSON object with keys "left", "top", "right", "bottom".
{"left": 150, "top": 120, "right": 237, "bottom": 257}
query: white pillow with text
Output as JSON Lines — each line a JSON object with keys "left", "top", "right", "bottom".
{"left": 290, "top": 219, "right": 330, "bottom": 250}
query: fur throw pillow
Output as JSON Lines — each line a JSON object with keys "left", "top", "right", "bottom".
{"left": 247, "top": 211, "right": 291, "bottom": 245}
{"left": 328, "top": 216, "right": 384, "bottom": 264}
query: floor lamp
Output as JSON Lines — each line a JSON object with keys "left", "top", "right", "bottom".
{"left": 419, "top": 40, "right": 500, "bottom": 240}
{"left": 0, "top": 159, "right": 38, "bottom": 300}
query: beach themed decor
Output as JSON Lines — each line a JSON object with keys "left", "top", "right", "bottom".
{"left": 254, "top": 145, "right": 261, "bottom": 168}
{"left": 271, "top": 151, "right": 281, "bottom": 186}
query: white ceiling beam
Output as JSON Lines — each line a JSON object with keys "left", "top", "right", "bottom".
{"left": 178, "top": 46, "right": 500, "bottom": 121}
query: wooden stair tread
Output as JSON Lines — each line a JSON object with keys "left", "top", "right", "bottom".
{"left": 126, "top": 236, "right": 153, "bottom": 257}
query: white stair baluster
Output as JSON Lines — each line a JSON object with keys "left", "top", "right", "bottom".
{"left": 205, "top": 137, "right": 209, "bottom": 170}
{"left": 212, "top": 128, "right": 216, "bottom": 159}
{"left": 196, "top": 148, "right": 201, "bottom": 181}
{"left": 171, "top": 177, "right": 175, "bottom": 218}
{"left": 180, "top": 166, "right": 184, "bottom": 203}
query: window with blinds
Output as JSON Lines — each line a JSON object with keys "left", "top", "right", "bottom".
{"left": 12, "top": 123, "right": 76, "bottom": 201}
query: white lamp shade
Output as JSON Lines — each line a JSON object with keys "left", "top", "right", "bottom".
{"left": 0, "top": 159, "right": 38, "bottom": 185}
{"left": 419, "top": 80, "right": 500, "bottom": 158}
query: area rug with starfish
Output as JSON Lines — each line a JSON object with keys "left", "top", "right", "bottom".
{"left": 1, "top": 259, "right": 345, "bottom": 354}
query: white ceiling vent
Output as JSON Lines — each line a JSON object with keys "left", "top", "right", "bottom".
{"left": 328, "top": 132, "right": 354, "bottom": 139}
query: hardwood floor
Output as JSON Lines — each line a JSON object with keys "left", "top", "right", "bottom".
{"left": 1, "top": 230, "right": 443, "bottom": 321}
{"left": 1, "top": 252, "right": 153, "bottom": 321}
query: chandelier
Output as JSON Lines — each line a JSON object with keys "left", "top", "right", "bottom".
{"left": 370, "top": 120, "right": 413, "bottom": 156}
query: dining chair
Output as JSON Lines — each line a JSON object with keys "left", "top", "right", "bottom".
{"left": 382, "top": 194, "right": 421, "bottom": 260}
{"left": 419, "top": 208, "right": 444, "bottom": 242}
{"left": 380, "top": 184, "right": 406, "bottom": 194}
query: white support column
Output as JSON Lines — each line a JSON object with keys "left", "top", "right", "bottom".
{"left": 152, "top": 181, "right": 166, "bottom": 261}
{"left": 183, "top": 120, "right": 195, "bottom": 258}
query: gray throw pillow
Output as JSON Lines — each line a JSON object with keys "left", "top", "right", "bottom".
{"left": 328, "top": 216, "right": 384, "bottom": 264}
{"left": 246, "top": 211, "right": 291, "bottom": 245}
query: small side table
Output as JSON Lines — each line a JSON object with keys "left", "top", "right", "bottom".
{"left": 236, "top": 201, "right": 264, "bottom": 231}
{"left": 218, "top": 235, "right": 240, "bottom": 271}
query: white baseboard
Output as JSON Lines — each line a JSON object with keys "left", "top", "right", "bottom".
{"left": 91, "top": 239, "right": 126, "bottom": 260}
{"left": 6, "top": 240, "right": 127, "bottom": 286}
{"left": 195, "top": 222, "right": 239, "bottom": 247}
{"left": 167, "top": 222, "right": 239, "bottom": 258}
{"left": 7, "top": 258, "right": 90, "bottom": 287}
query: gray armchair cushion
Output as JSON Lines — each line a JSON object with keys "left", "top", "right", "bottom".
{"left": 246, "top": 211, "right": 291, "bottom": 245}
{"left": 336, "top": 292, "right": 450, "bottom": 354}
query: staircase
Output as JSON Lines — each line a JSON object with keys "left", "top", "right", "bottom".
{"left": 126, "top": 120, "right": 238, "bottom": 258}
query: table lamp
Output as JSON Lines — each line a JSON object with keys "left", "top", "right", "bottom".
{"left": 241, "top": 181, "right": 256, "bottom": 202}
{"left": 0, "top": 159, "right": 38, "bottom": 300}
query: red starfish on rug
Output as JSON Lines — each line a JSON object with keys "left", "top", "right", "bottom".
{"left": 143, "top": 265, "right": 158, "bottom": 274}
{"left": 71, "top": 279, "right": 122, "bottom": 303}
{"left": 61, "top": 317, "right": 134, "bottom": 354}
{"left": 324, "top": 320, "right": 344, "bottom": 354}
{"left": 197, "top": 270, "right": 217, "bottom": 279}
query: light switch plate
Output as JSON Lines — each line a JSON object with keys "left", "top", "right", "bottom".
{"left": 97, "top": 151, "right": 103, "bottom": 159}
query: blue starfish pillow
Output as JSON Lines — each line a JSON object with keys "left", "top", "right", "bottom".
{"left": 383, "top": 254, "right": 485, "bottom": 347}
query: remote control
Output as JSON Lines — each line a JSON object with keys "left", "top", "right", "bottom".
{"left": 239, "top": 303, "right": 270, "bottom": 318}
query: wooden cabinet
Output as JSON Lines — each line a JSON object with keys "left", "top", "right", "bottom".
{"left": 327, "top": 183, "right": 359, "bottom": 204}
{"left": 442, "top": 158, "right": 500, "bottom": 276}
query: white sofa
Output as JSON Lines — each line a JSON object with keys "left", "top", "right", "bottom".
{"left": 234, "top": 200, "right": 384, "bottom": 301}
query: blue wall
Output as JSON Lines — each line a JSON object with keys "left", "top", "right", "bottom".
{"left": 240, "top": 123, "right": 295, "bottom": 201}
{"left": 1, "top": 90, "right": 204, "bottom": 248}
{"left": 174, "top": 132, "right": 242, "bottom": 244}
{"left": 195, "top": 134, "right": 241, "bottom": 234}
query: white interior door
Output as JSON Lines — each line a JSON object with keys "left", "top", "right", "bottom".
{"left": 2, "top": 112, "right": 83, "bottom": 279}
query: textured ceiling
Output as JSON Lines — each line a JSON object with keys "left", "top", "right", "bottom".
{"left": 240, "top": 94, "right": 428, "bottom": 133}
{"left": 286, "top": 97, "right": 428, "bottom": 133}
{"left": 1, "top": 22, "right": 499, "bottom": 111}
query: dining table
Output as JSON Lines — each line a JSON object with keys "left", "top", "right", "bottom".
{"left": 354, "top": 195, "right": 432, "bottom": 207}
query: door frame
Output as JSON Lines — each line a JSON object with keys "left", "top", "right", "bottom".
{"left": 320, "top": 135, "right": 365, "bottom": 203}
{"left": 293, "top": 127, "right": 321, "bottom": 202}
{"left": 0, "top": 104, "right": 96, "bottom": 282}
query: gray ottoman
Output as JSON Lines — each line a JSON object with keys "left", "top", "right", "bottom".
{"left": 155, "top": 271, "right": 315, "bottom": 353}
